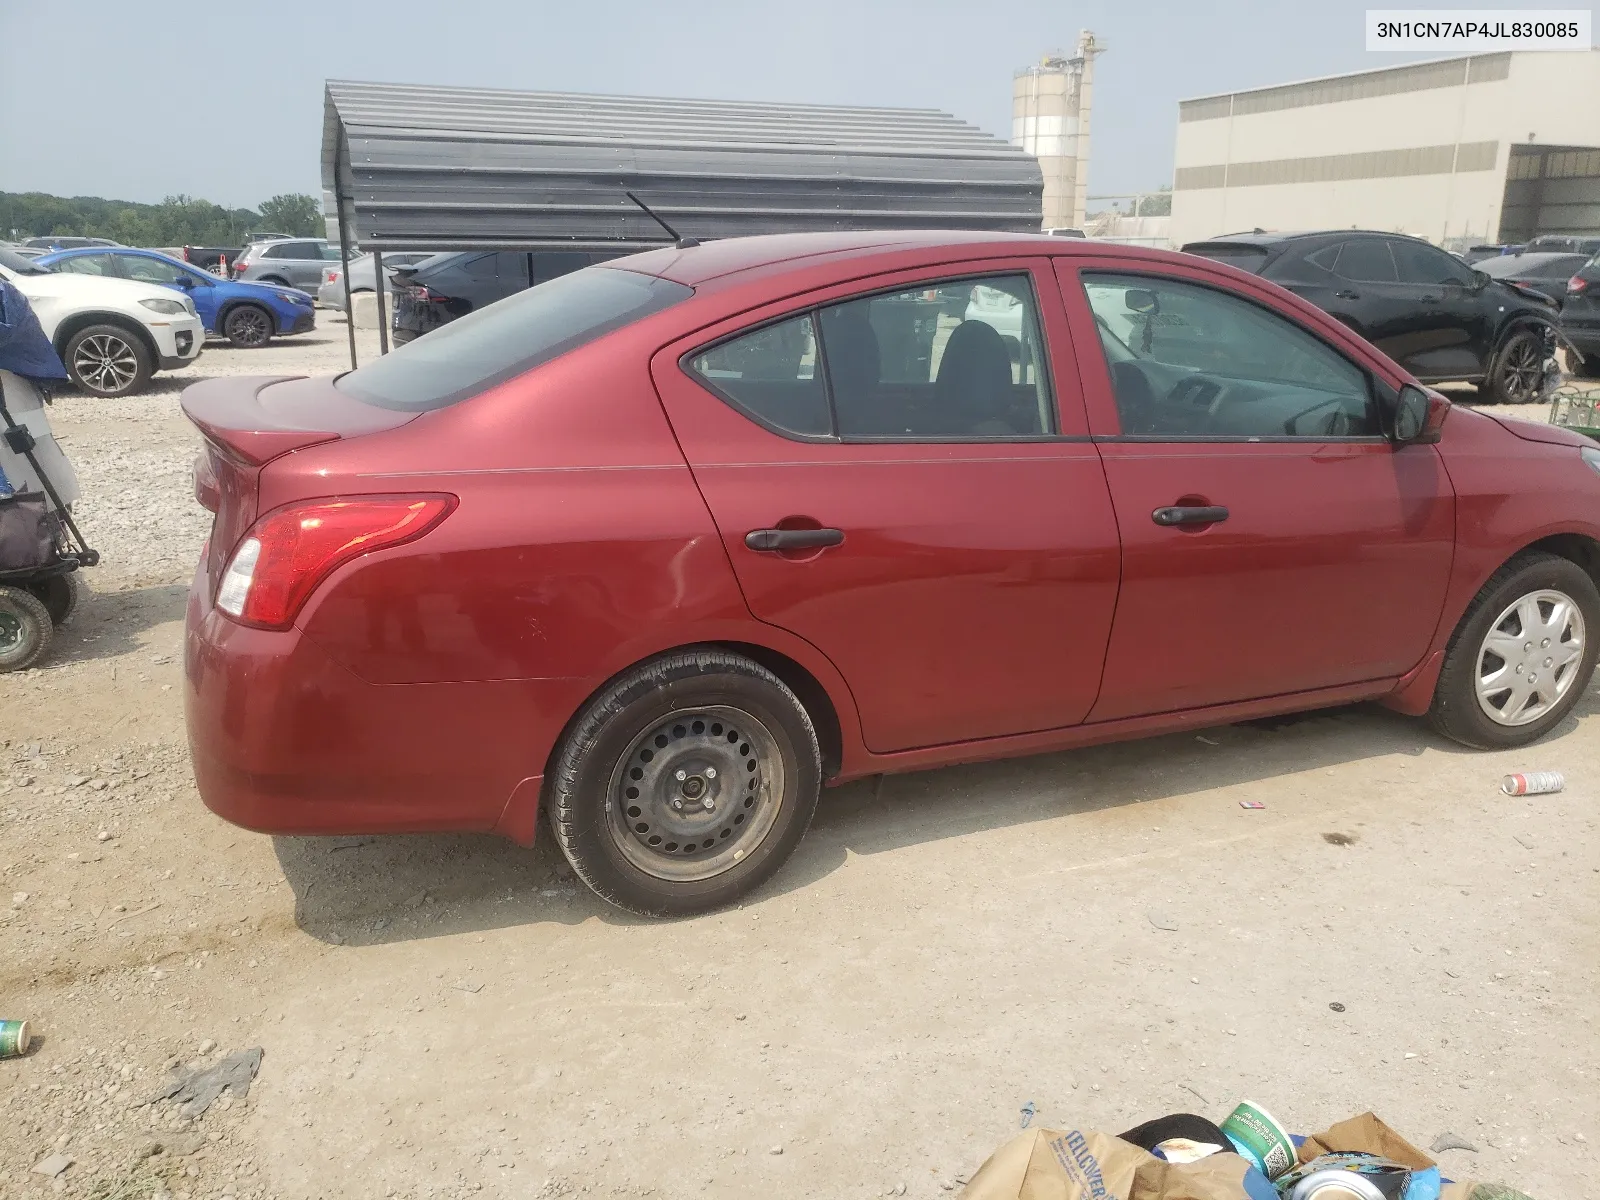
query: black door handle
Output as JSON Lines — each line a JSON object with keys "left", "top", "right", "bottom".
{"left": 1152, "top": 505, "right": 1229, "bottom": 527}
{"left": 1334, "top": 289, "right": 1360, "bottom": 300}
{"left": 1420, "top": 294, "right": 1441, "bottom": 304}
{"left": 745, "top": 527, "right": 845, "bottom": 552}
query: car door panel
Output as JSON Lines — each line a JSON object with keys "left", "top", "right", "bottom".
{"left": 1057, "top": 257, "right": 1456, "bottom": 721}
{"left": 1087, "top": 440, "right": 1454, "bottom": 719}
{"left": 652, "top": 259, "right": 1122, "bottom": 754}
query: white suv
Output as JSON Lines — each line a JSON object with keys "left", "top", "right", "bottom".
{"left": 0, "top": 247, "right": 204, "bottom": 397}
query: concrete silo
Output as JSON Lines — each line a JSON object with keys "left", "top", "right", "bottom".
{"left": 1012, "top": 30, "right": 1102, "bottom": 231}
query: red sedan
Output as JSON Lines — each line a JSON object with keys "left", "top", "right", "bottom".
{"left": 182, "top": 233, "right": 1600, "bottom": 915}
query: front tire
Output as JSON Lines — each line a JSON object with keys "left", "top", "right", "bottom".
{"left": 548, "top": 650, "right": 822, "bottom": 917}
{"left": 0, "top": 587, "right": 54, "bottom": 672}
{"left": 1480, "top": 328, "right": 1545, "bottom": 404}
{"left": 1429, "top": 552, "right": 1599, "bottom": 749}
{"left": 63, "top": 324, "right": 153, "bottom": 397}
{"left": 223, "top": 304, "right": 274, "bottom": 348}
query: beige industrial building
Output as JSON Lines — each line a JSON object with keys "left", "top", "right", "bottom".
{"left": 1170, "top": 50, "right": 1600, "bottom": 249}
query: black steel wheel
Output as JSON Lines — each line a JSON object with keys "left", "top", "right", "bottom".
{"left": 0, "top": 586, "right": 53, "bottom": 673}
{"left": 1482, "top": 328, "right": 1545, "bottom": 404}
{"left": 548, "top": 650, "right": 822, "bottom": 917}
{"left": 223, "top": 304, "right": 274, "bottom": 348}
{"left": 63, "top": 323, "right": 153, "bottom": 397}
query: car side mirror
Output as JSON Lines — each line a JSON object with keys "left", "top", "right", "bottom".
{"left": 1392, "top": 383, "right": 1449, "bottom": 445}
{"left": 172, "top": 274, "right": 195, "bottom": 287}
{"left": 1124, "top": 288, "right": 1159, "bottom": 315}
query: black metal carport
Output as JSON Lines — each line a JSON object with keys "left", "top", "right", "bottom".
{"left": 320, "top": 79, "right": 1043, "bottom": 362}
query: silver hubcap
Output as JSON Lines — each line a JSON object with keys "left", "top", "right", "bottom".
{"left": 1475, "top": 589, "right": 1586, "bottom": 726}
{"left": 607, "top": 706, "right": 783, "bottom": 882}
{"left": 73, "top": 333, "right": 138, "bottom": 393}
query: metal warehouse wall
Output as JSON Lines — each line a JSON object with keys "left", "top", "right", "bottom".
{"left": 322, "top": 80, "right": 1043, "bottom": 252}
{"left": 1170, "top": 50, "right": 1600, "bottom": 247}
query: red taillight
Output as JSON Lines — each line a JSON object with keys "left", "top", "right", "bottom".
{"left": 1571, "top": 275, "right": 1589, "bottom": 294}
{"left": 215, "top": 495, "right": 456, "bottom": 630}
{"left": 325, "top": 270, "right": 340, "bottom": 284}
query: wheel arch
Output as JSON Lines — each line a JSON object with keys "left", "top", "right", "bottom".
{"left": 52, "top": 311, "right": 158, "bottom": 363}
{"left": 218, "top": 298, "right": 277, "bottom": 333}
{"left": 1525, "top": 531, "right": 1600, "bottom": 592}
{"left": 1384, "top": 530, "right": 1600, "bottom": 716}
{"left": 540, "top": 640, "right": 850, "bottom": 787}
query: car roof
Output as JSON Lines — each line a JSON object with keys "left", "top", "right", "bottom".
{"left": 608, "top": 229, "right": 1140, "bottom": 287}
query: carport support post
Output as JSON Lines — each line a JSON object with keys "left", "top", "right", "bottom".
{"left": 335, "top": 190, "right": 357, "bottom": 371}
{"left": 373, "top": 250, "right": 390, "bottom": 355}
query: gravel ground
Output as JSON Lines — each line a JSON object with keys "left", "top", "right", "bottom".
{"left": 1, "top": 317, "right": 1596, "bottom": 1200}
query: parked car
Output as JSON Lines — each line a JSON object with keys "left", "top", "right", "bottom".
{"left": 317, "top": 251, "right": 438, "bottom": 309}
{"left": 1461, "top": 244, "right": 1525, "bottom": 264}
{"left": 181, "top": 232, "right": 1600, "bottom": 917}
{"left": 1182, "top": 231, "right": 1561, "bottom": 403}
{"left": 1525, "top": 234, "right": 1600, "bottom": 255}
{"left": 20, "top": 236, "right": 122, "bottom": 251}
{"left": 390, "top": 250, "right": 618, "bottom": 343}
{"left": 36, "top": 247, "right": 315, "bottom": 348}
{"left": 1475, "top": 251, "right": 1593, "bottom": 305}
{"left": 229, "top": 238, "right": 342, "bottom": 289}
{"left": 0, "top": 247, "right": 202, "bottom": 396}
{"left": 1559, "top": 252, "right": 1600, "bottom": 378}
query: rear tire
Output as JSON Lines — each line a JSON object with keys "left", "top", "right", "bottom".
{"left": 258, "top": 275, "right": 290, "bottom": 287}
{"left": 1429, "top": 552, "right": 1600, "bottom": 749}
{"left": 63, "top": 323, "right": 153, "bottom": 397}
{"left": 548, "top": 650, "right": 822, "bottom": 917}
{"left": 1572, "top": 351, "right": 1600, "bottom": 380}
{"left": 0, "top": 587, "right": 54, "bottom": 672}
{"left": 223, "top": 304, "right": 274, "bottom": 348}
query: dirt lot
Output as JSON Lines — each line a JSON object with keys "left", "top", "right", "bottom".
{"left": 2, "top": 317, "right": 1597, "bottom": 1200}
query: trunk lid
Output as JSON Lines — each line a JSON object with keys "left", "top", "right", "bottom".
{"left": 181, "top": 375, "right": 419, "bottom": 598}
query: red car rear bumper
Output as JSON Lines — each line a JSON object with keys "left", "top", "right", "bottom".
{"left": 183, "top": 563, "right": 561, "bottom": 845}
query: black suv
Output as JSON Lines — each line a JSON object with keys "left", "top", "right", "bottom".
{"left": 1181, "top": 231, "right": 1561, "bottom": 404}
{"left": 1560, "top": 252, "right": 1600, "bottom": 378}
{"left": 390, "top": 250, "right": 625, "bottom": 344}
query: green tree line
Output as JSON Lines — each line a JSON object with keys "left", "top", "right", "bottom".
{"left": 1, "top": 191, "right": 326, "bottom": 247}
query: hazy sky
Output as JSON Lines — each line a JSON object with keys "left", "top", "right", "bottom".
{"left": 0, "top": 0, "right": 1574, "bottom": 208}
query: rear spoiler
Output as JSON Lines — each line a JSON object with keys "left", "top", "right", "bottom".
{"left": 181, "top": 376, "right": 340, "bottom": 466}
{"left": 180, "top": 375, "right": 417, "bottom": 466}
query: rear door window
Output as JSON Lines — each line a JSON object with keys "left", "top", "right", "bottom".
{"left": 1333, "top": 241, "right": 1398, "bottom": 283}
{"left": 335, "top": 267, "right": 691, "bottom": 411}
{"left": 686, "top": 272, "right": 1055, "bottom": 442}
{"left": 688, "top": 314, "right": 829, "bottom": 437}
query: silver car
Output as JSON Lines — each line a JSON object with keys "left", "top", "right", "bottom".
{"left": 316, "top": 251, "right": 438, "bottom": 308}
{"left": 231, "top": 239, "right": 342, "bottom": 289}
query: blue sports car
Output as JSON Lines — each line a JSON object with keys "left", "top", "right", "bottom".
{"left": 34, "top": 247, "right": 316, "bottom": 348}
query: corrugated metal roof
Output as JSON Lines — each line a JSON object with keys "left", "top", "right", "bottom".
{"left": 322, "top": 80, "right": 1043, "bottom": 252}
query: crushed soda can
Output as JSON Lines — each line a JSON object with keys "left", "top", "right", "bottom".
{"left": 1501, "top": 771, "right": 1564, "bottom": 796}
{"left": 0, "top": 1019, "right": 32, "bottom": 1058}
{"left": 1278, "top": 1152, "right": 1419, "bottom": 1200}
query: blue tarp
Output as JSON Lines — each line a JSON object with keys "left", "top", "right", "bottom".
{"left": 0, "top": 280, "right": 69, "bottom": 385}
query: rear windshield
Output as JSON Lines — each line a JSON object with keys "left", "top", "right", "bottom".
{"left": 1183, "top": 245, "right": 1269, "bottom": 273}
{"left": 334, "top": 266, "right": 692, "bottom": 411}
